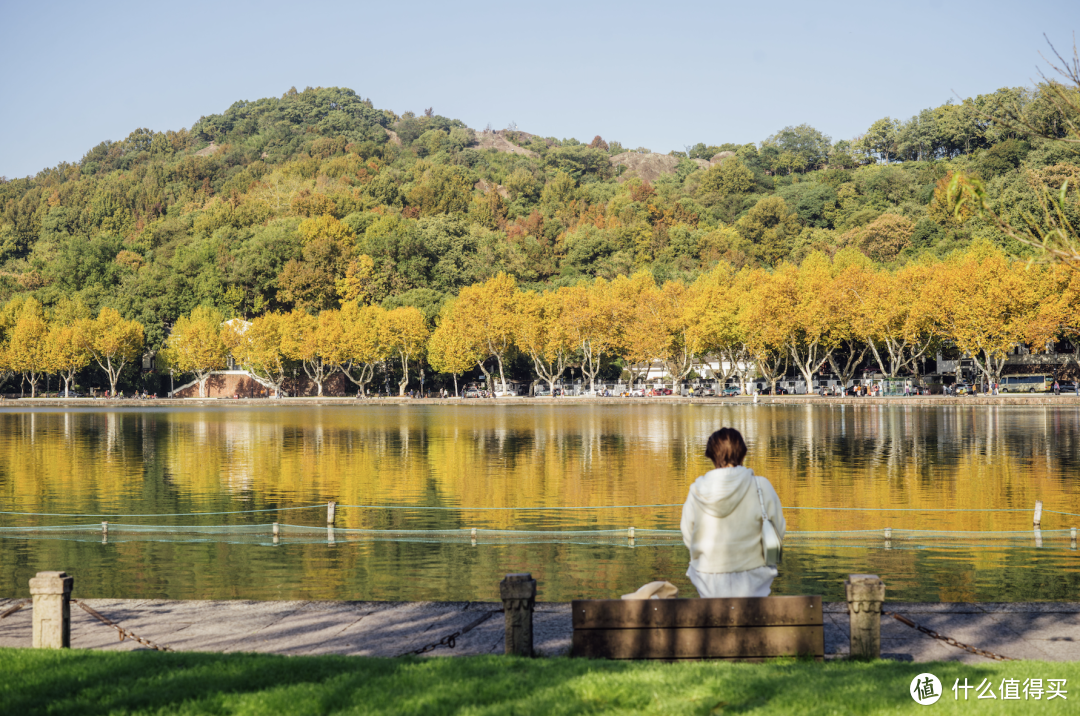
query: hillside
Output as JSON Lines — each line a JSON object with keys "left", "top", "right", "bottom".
{"left": 0, "top": 83, "right": 1077, "bottom": 350}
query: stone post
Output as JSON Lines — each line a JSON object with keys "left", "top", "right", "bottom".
{"left": 500, "top": 573, "right": 536, "bottom": 657}
{"left": 30, "top": 571, "right": 73, "bottom": 649}
{"left": 845, "top": 574, "right": 885, "bottom": 659}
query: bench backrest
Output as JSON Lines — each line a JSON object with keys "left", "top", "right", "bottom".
{"left": 571, "top": 595, "right": 823, "bottom": 660}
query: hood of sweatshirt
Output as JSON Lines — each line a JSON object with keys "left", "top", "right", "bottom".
{"left": 689, "top": 465, "right": 756, "bottom": 518}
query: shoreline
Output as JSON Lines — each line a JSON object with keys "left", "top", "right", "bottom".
{"left": 6, "top": 394, "right": 1080, "bottom": 408}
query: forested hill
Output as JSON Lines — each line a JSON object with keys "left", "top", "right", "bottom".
{"left": 1, "top": 84, "right": 1077, "bottom": 347}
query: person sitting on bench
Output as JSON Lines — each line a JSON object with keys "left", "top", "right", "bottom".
{"left": 680, "top": 427, "right": 786, "bottom": 598}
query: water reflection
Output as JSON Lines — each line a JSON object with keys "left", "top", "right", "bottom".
{"left": 1, "top": 404, "right": 1078, "bottom": 600}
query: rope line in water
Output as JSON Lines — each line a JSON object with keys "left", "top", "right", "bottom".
{"left": 0, "top": 505, "right": 1068, "bottom": 517}
{"left": 0, "top": 504, "right": 325, "bottom": 518}
{"left": 1044, "top": 510, "right": 1080, "bottom": 517}
{"left": 0, "top": 524, "right": 1071, "bottom": 536}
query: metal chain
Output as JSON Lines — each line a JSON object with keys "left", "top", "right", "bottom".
{"left": 396, "top": 609, "right": 502, "bottom": 657}
{"left": 72, "top": 599, "right": 173, "bottom": 652}
{"left": 0, "top": 599, "right": 30, "bottom": 619}
{"left": 882, "top": 610, "right": 1014, "bottom": 661}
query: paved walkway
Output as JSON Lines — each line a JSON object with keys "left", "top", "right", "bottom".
{"left": 2, "top": 599, "right": 1078, "bottom": 662}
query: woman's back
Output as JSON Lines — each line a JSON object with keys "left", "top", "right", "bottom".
{"left": 681, "top": 465, "right": 785, "bottom": 575}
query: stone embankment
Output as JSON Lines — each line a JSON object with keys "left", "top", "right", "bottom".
{"left": 9, "top": 395, "right": 1080, "bottom": 408}
{"left": 1, "top": 597, "right": 1077, "bottom": 662}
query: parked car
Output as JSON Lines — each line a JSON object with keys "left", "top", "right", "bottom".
{"left": 721, "top": 387, "right": 741, "bottom": 397}
{"left": 1055, "top": 381, "right": 1077, "bottom": 393}
{"left": 952, "top": 383, "right": 971, "bottom": 396}
{"left": 463, "top": 388, "right": 481, "bottom": 398}
{"left": 534, "top": 388, "right": 552, "bottom": 397}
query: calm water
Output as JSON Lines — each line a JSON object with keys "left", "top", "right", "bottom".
{"left": 1, "top": 403, "right": 1079, "bottom": 602}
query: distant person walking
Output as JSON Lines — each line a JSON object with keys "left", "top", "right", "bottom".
{"left": 1054, "top": 380, "right": 1060, "bottom": 396}
{"left": 680, "top": 428, "right": 786, "bottom": 598}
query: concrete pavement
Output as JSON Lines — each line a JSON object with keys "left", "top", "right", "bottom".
{"left": 2, "top": 598, "right": 1078, "bottom": 662}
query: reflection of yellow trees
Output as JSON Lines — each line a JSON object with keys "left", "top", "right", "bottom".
{"left": 0, "top": 412, "right": 143, "bottom": 515}
{"left": 4, "top": 406, "right": 1079, "bottom": 540}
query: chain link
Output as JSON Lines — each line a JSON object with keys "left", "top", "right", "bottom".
{"left": 397, "top": 609, "right": 502, "bottom": 657}
{"left": 882, "top": 610, "right": 1014, "bottom": 661}
{"left": 72, "top": 599, "right": 173, "bottom": 652}
{"left": 0, "top": 599, "right": 30, "bottom": 620}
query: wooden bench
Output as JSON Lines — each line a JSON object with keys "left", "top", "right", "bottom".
{"left": 571, "top": 596, "right": 823, "bottom": 661}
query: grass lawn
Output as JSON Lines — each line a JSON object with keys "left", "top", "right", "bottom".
{"left": 1, "top": 648, "right": 1075, "bottom": 715}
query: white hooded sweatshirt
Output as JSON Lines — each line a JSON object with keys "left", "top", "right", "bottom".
{"left": 680, "top": 465, "right": 786, "bottom": 575}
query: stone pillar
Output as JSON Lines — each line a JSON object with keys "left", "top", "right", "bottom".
{"left": 500, "top": 573, "right": 536, "bottom": 657}
{"left": 30, "top": 571, "right": 73, "bottom": 649}
{"left": 846, "top": 574, "right": 885, "bottom": 659}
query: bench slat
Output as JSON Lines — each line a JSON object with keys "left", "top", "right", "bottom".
{"left": 572, "top": 625, "right": 824, "bottom": 660}
{"left": 572, "top": 596, "right": 822, "bottom": 629}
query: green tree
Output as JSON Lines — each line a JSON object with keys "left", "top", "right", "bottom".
{"left": 763, "top": 124, "right": 832, "bottom": 170}
{"left": 699, "top": 159, "right": 754, "bottom": 196}
{"left": 736, "top": 197, "right": 803, "bottom": 265}
{"left": 859, "top": 117, "right": 901, "bottom": 163}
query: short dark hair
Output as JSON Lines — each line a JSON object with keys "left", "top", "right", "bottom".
{"left": 705, "top": 428, "right": 747, "bottom": 468}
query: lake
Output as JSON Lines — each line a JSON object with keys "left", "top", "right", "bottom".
{"left": 1, "top": 403, "right": 1078, "bottom": 602}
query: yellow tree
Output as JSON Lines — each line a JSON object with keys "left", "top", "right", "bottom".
{"left": 7, "top": 299, "right": 51, "bottom": 397}
{"left": 1026, "top": 264, "right": 1080, "bottom": 372}
{"left": 862, "top": 260, "right": 940, "bottom": 379}
{"left": 338, "top": 302, "right": 389, "bottom": 397}
{"left": 335, "top": 254, "right": 377, "bottom": 305}
{"left": 230, "top": 312, "right": 291, "bottom": 397}
{"left": 688, "top": 263, "right": 751, "bottom": 389}
{"left": 825, "top": 249, "right": 876, "bottom": 387}
{"left": 449, "top": 272, "right": 517, "bottom": 392}
{"left": 77, "top": 307, "right": 144, "bottom": 396}
{"left": 782, "top": 252, "right": 840, "bottom": 390}
{"left": 929, "top": 242, "right": 1047, "bottom": 386}
{"left": 429, "top": 301, "right": 483, "bottom": 397}
{"left": 611, "top": 273, "right": 666, "bottom": 389}
{"left": 47, "top": 322, "right": 92, "bottom": 398}
{"left": 162, "top": 306, "right": 229, "bottom": 398}
{"left": 655, "top": 279, "right": 701, "bottom": 384}
{"left": 739, "top": 268, "right": 789, "bottom": 394}
{"left": 559, "top": 278, "right": 620, "bottom": 394}
{"left": 282, "top": 309, "right": 343, "bottom": 396}
{"left": 380, "top": 306, "right": 429, "bottom": 396}
{"left": 514, "top": 289, "right": 573, "bottom": 394}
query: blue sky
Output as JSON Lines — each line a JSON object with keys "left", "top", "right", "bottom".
{"left": 1, "top": 0, "right": 1075, "bottom": 178}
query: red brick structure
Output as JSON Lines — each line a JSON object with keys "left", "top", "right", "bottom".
{"left": 171, "top": 371, "right": 358, "bottom": 398}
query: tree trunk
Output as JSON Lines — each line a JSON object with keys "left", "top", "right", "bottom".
{"left": 398, "top": 352, "right": 409, "bottom": 396}
{"left": 474, "top": 357, "right": 494, "bottom": 391}
{"left": 342, "top": 361, "right": 375, "bottom": 397}
{"left": 495, "top": 353, "right": 507, "bottom": 395}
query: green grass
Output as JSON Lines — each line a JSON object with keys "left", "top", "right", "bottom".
{"left": 1, "top": 648, "right": 1076, "bottom": 715}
